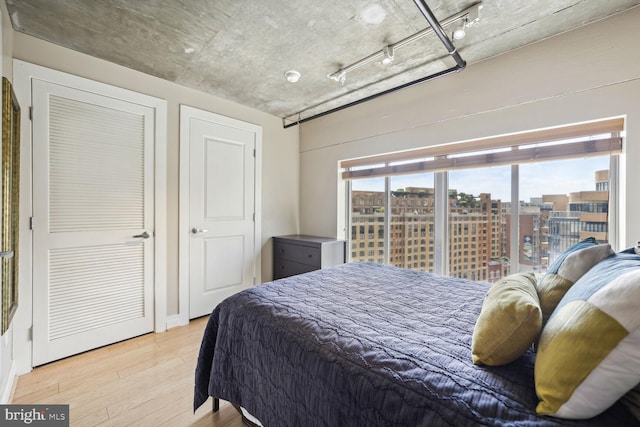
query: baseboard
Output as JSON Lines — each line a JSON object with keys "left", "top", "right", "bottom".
{"left": 1, "top": 360, "right": 16, "bottom": 404}
{"left": 165, "top": 314, "right": 189, "bottom": 330}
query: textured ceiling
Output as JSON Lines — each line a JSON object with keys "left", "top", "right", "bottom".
{"left": 6, "top": 0, "right": 640, "bottom": 125}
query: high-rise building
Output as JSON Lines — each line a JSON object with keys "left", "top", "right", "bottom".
{"left": 543, "top": 170, "right": 609, "bottom": 265}
{"left": 350, "top": 170, "right": 609, "bottom": 281}
{"left": 351, "top": 187, "right": 509, "bottom": 283}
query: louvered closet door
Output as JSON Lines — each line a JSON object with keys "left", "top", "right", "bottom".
{"left": 32, "top": 79, "right": 155, "bottom": 366}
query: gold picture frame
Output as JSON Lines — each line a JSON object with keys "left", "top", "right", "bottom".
{"left": 1, "top": 77, "right": 20, "bottom": 335}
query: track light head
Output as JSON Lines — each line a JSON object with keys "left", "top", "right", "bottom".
{"left": 327, "top": 70, "right": 347, "bottom": 85}
{"left": 381, "top": 45, "right": 394, "bottom": 65}
{"left": 452, "top": 20, "right": 467, "bottom": 40}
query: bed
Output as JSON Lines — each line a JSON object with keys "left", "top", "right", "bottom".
{"left": 194, "top": 261, "right": 638, "bottom": 426}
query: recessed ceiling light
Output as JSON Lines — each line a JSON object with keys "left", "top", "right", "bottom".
{"left": 284, "top": 70, "right": 301, "bottom": 83}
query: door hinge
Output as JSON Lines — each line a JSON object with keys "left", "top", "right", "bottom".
{"left": 29, "top": 106, "right": 33, "bottom": 120}
{"left": 28, "top": 326, "right": 33, "bottom": 341}
{"left": 29, "top": 216, "right": 33, "bottom": 230}
{"left": 252, "top": 213, "right": 255, "bottom": 222}
{"left": 253, "top": 148, "right": 256, "bottom": 157}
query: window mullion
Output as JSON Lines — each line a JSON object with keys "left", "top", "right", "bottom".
{"left": 384, "top": 176, "right": 391, "bottom": 265}
{"left": 434, "top": 171, "right": 449, "bottom": 275}
{"left": 510, "top": 164, "right": 519, "bottom": 274}
{"left": 608, "top": 155, "right": 619, "bottom": 250}
{"left": 345, "top": 179, "right": 352, "bottom": 262}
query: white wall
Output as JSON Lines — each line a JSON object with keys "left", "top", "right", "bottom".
{"left": 11, "top": 32, "right": 300, "bottom": 317}
{"left": 299, "top": 6, "right": 640, "bottom": 249}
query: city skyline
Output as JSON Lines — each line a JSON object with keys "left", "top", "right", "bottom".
{"left": 352, "top": 156, "right": 609, "bottom": 202}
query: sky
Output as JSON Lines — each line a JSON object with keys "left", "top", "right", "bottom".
{"left": 351, "top": 156, "right": 609, "bottom": 202}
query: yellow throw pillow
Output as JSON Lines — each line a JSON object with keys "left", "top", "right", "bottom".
{"left": 471, "top": 272, "right": 541, "bottom": 366}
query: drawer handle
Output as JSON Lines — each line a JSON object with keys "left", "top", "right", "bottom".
{"left": 308, "top": 254, "right": 313, "bottom": 258}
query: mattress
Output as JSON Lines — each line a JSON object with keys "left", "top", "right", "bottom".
{"left": 194, "top": 262, "right": 636, "bottom": 426}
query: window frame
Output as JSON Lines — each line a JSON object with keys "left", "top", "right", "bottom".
{"left": 344, "top": 118, "right": 622, "bottom": 278}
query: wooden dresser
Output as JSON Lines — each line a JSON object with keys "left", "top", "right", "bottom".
{"left": 273, "top": 235, "right": 346, "bottom": 279}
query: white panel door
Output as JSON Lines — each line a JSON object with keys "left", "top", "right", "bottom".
{"left": 188, "top": 113, "right": 256, "bottom": 318}
{"left": 32, "top": 79, "right": 155, "bottom": 366}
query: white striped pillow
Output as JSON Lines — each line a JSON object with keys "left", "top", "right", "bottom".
{"left": 535, "top": 251, "right": 640, "bottom": 419}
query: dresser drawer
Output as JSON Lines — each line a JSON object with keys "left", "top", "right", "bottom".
{"left": 273, "top": 258, "right": 318, "bottom": 279}
{"left": 272, "top": 235, "right": 346, "bottom": 280}
{"left": 274, "top": 241, "right": 321, "bottom": 267}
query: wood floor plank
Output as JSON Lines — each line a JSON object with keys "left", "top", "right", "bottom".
{"left": 73, "top": 408, "right": 110, "bottom": 427}
{"left": 11, "top": 383, "right": 59, "bottom": 404}
{"left": 11, "top": 316, "right": 243, "bottom": 426}
{"left": 66, "top": 358, "right": 189, "bottom": 421}
{"left": 58, "top": 370, "right": 121, "bottom": 393}
{"left": 100, "top": 383, "right": 194, "bottom": 426}
{"left": 116, "top": 347, "right": 183, "bottom": 379}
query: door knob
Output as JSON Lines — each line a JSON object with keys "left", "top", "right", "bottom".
{"left": 192, "top": 228, "right": 209, "bottom": 234}
{"left": 133, "top": 231, "right": 150, "bottom": 239}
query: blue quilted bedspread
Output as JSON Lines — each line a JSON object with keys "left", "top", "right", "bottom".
{"left": 194, "top": 262, "right": 636, "bottom": 426}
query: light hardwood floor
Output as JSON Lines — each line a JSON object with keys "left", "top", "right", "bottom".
{"left": 11, "top": 316, "right": 244, "bottom": 427}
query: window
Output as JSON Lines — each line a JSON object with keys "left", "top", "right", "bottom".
{"left": 389, "top": 174, "right": 435, "bottom": 271}
{"left": 350, "top": 177, "right": 386, "bottom": 264}
{"left": 343, "top": 118, "right": 622, "bottom": 283}
{"left": 449, "top": 165, "right": 511, "bottom": 281}
{"left": 521, "top": 157, "right": 611, "bottom": 267}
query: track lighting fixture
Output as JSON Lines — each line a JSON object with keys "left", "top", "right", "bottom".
{"left": 452, "top": 19, "right": 467, "bottom": 40}
{"left": 326, "top": 2, "right": 482, "bottom": 85}
{"left": 284, "top": 1, "right": 481, "bottom": 127}
{"left": 381, "top": 45, "right": 394, "bottom": 65}
{"left": 453, "top": 4, "right": 480, "bottom": 41}
{"left": 328, "top": 70, "right": 347, "bottom": 85}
